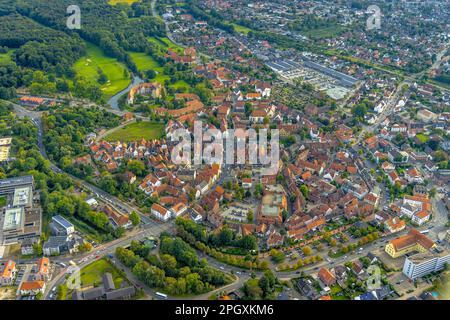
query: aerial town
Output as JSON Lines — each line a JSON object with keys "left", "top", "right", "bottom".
{"left": 0, "top": 0, "right": 449, "bottom": 305}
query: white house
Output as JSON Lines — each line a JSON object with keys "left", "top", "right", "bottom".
{"left": 151, "top": 204, "right": 171, "bottom": 221}
{"left": 170, "top": 202, "right": 188, "bottom": 218}
{"left": 412, "top": 210, "right": 431, "bottom": 226}
{"left": 19, "top": 281, "right": 46, "bottom": 296}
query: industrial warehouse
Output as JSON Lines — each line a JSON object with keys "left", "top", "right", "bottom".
{"left": 266, "top": 58, "right": 359, "bottom": 100}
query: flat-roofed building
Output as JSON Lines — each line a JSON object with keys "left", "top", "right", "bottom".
{"left": 2, "top": 207, "right": 24, "bottom": 232}
{"left": 51, "top": 215, "right": 74, "bottom": 236}
{"left": 0, "top": 176, "right": 41, "bottom": 247}
{"left": 0, "top": 176, "right": 34, "bottom": 196}
{"left": 1, "top": 206, "right": 41, "bottom": 245}
{"left": 13, "top": 186, "right": 32, "bottom": 208}
{"left": 403, "top": 249, "right": 450, "bottom": 280}
{"left": 257, "top": 186, "right": 287, "bottom": 225}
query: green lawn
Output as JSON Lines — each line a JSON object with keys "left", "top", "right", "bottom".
{"left": 232, "top": 23, "right": 252, "bottom": 35}
{"left": 129, "top": 52, "right": 162, "bottom": 73}
{"left": 60, "top": 258, "right": 129, "bottom": 299}
{"left": 128, "top": 50, "right": 190, "bottom": 90}
{"left": 415, "top": 133, "right": 429, "bottom": 144}
{"left": 79, "top": 259, "right": 126, "bottom": 288}
{"left": 73, "top": 42, "right": 131, "bottom": 98}
{"left": 105, "top": 121, "right": 165, "bottom": 142}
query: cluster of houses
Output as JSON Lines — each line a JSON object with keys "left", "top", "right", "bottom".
{"left": 0, "top": 257, "right": 51, "bottom": 297}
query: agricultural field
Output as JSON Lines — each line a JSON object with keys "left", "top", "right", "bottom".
{"left": 105, "top": 121, "right": 165, "bottom": 142}
{"left": 73, "top": 42, "right": 131, "bottom": 98}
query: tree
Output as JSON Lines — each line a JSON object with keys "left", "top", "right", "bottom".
{"left": 127, "top": 160, "right": 146, "bottom": 176}
{"left": 299, "top": 185, "right": 309, "bottom": 200}
{"left": 302, "top": 246, "right": 312, "bottom": 256}
{"left": 247, "top": 209, "right": 254, "bottom": 223}
{"left": 270, "top": 249, "right": 285, "bottom": 264}
{"left": 79, "top": 242, "right": 93, "bottom": 253}
{"left": 129, "top": 211, "right": 141, "bottom": 226}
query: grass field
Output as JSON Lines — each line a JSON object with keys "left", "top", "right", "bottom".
{"left": 73, "top": 42, "right": 131, "bottom": 98}
{"left": 60, "top": 258, "right": 129, "bottom": 299}
{"left": 105, "top": 121, "right": 165, "bottom": 142}
{"left": 232, "top": 23, "right": 252, "bottom": 35}
{"left": 415, "top": 133, "right": 429, "bottom": 144}
{"left": 128, "top": 50, "right": 190, "bottom": 90}
{"left": 79, "top": 259, "right": 127, "bottom": 288}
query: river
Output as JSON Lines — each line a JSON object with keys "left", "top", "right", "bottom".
{"left": 107, "top": 75, "right": 143, "bottom": 110}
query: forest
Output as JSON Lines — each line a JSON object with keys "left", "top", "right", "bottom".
{"left": 0, "top": 0, "right": 165, "bottom": 100}
{"left": 115, "top": 234, "right": 232, "bottom": 296}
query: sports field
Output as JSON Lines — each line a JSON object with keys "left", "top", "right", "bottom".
{"left": 105, "top": 121, "right": 165, "bottom": 142}
{"left": 73, "top": 42, "right": 131, "bottom": 98}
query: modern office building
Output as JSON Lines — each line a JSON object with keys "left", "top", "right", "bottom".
{"left": 0, "top": 175, "right": 41, "bottom": 246}
{"left": 403, "top": 249, "right": 450, "bottom": 280}
{"left": 50, "top": 215, "right": 75, "bottom": 236}
{"left": 0, "top": 176, "right": 34, "bottom": 196}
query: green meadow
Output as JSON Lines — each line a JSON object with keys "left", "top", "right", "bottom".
{"left": 73, "top": 42, "right": 131, "bottom": 98}
{"left": 232, "top": 23, "right": 252, "bottom": 35}
{"left": 105, "top": 121, "right": 165, "bottom": 142}
{"left": 128, "top": 43, "right": 190, "bottom": 90}
{"left": 58, "top": 258, "right": 129, "bottom": 300}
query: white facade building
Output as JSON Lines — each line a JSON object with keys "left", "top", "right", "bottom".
{"left": 403, "top": 250, "right": 450, "bottom": 280}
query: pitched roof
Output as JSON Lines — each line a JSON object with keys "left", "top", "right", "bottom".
{"left": 389, "top": 229, "right": 435, "bottom": 251}
{"left": 20, "top": 280, "right": 45, "bottom": 291}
